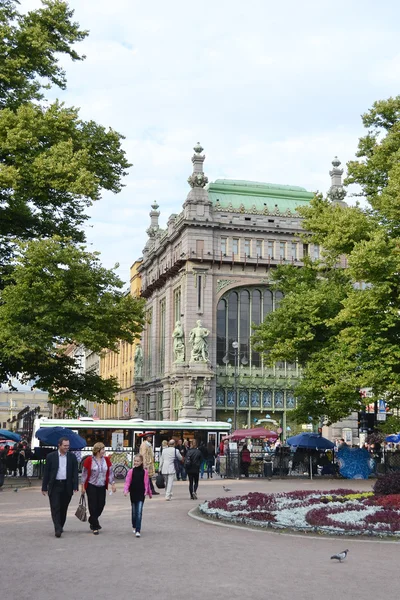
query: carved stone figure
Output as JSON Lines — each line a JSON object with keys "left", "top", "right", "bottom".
{"left": 134, "top": 344, "right": 143, "bottom": 378}
{"left": 189, "top": 320, "right": 210, "bottom": 362}
{"left": 172, "top": 320, "right": 185, "bottom": 363}
{"left": 194, "top": 383, "right": 204, "bottom": 410}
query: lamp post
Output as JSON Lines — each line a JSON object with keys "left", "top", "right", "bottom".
{"left": 232, "top": 341, "right": 239, "bottom": 432}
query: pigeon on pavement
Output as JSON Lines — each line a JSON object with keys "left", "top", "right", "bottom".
{"left": 223, "top": 485, "right": 232, "bottom": 492}
{"left": 331, "top": 549, "right": 349, "bottom": 562}
{"left": 14, "top": 488, "right": 19, "bottom": 492}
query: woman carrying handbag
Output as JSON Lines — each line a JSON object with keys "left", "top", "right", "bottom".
{"left": 81, "top": 443, "right": 116, "bottom": 535}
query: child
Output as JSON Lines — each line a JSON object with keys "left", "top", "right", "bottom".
{"left": 123, "top": 454, "right": 152, "bottom": 537}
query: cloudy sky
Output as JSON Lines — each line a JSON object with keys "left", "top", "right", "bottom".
{"left": 22, "top": 0, "right": 400, "bottom": 284}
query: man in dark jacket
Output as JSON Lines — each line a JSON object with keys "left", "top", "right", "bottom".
{"left": 184, "top": 440, "right": 203, "bottom": 500}
{"left": 41, "top": 437, "right": 79, "bottom": 537}
{"left": 0, "top": 445, "right": 9, "bottom": 490}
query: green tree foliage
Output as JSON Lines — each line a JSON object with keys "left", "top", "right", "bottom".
{"left": 253, "top": 96, "right": 400, "bottom": 425}
{"left": 0, "top": 0, "right": 87, "bottom": 109}
{"left": 0, "top": 1, "right": 144, "bottom": 411}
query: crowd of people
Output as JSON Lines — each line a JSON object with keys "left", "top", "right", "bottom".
{"left": 38, "top": 435, "right": 217, "bottom": 538}
{"left": 0, "top": 441, "right": 32, "bottom": 489}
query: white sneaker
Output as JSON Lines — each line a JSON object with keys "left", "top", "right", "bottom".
{"left": 135, "top": 532, "right": 141, "bottom": 538}
{"left": 132, "top": 528, "right": 136, "bottom": 533}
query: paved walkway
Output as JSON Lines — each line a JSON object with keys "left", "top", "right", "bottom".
{"left": 1, "top": 476, "right": 399, "bottom": 600}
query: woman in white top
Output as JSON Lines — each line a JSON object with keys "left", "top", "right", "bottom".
{"left": 158, "top": 440, "right": 183, "bottom": 501}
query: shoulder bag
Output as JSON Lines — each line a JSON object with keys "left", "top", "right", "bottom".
{"left": 75, "top": 493, "right": 87, "bottom": 522}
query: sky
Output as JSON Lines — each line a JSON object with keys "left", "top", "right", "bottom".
{"left": 21, "top": 0, "right": 400, "bottom": 284}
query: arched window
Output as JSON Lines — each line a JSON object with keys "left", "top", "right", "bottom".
{"left": 217, "top": 287, "right": 283, "bottom": 368}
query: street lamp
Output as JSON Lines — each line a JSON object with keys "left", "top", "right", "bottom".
{"left": 232, "top": 341, "right": 239, "bottom": 432}
{"left": 223, "top": 341, "right": 248, "bottom": 432}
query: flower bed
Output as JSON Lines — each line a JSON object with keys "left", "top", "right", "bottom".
{"left": 198, "top": 490, "right": 400, "bottom": 537}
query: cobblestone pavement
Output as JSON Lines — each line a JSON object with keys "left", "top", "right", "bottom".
{"left": 1, "top": 477, "right": 399, "bottom": 600}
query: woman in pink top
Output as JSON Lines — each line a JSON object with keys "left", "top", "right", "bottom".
{"left": 124, "top": 454, "right": 152, "bottom": 537}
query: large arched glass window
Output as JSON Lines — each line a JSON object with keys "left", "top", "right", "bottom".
{"left": 217, "top": 287, "right": 283, "bottom": 367}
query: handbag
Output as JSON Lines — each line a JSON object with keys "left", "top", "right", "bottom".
{"left": 75, "top": 493, "right": 87, "bottom": 522}
{"left": 155, "top": 472, "right": 165, "bottom": 489}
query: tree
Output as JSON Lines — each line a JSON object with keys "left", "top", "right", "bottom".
{"left": 0, "top": 1, "right": 144, "bottom": 411}
{"left": 253, "top": 96, "right": 400, "bottom": 425}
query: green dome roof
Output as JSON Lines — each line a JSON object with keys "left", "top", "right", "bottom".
{"left": 208, "top": 179, "right": 314, "bottom": 213}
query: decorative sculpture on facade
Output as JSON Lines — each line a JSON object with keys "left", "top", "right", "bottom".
{"left": 172, "top": 320, "right": 185, "bottom": 363}
{"left": 189, "top": 320, "right": 210, "bottom": 362}
{"left": 194, "top": 382, "right": 204, "bottom": 410}
{"left": 187, "top": 143, "right": 209, "bottom": 188}
{"left": 134, "top": 344, "right": 143, "bottom": 379}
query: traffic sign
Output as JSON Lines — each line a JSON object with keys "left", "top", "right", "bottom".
{"left": 378, "top": 399, "right": 386, "bottom": 413}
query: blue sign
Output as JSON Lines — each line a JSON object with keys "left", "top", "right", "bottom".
{"left": 378, "top": 399, "right": 386, "bottom": 413}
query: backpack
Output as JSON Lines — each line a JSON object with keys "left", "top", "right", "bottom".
{"left": 184, "top": 453, "right": 192, "bottom": 469}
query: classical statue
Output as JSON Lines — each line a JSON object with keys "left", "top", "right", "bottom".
{"left": 189, "top": 320, "right": 210, "bottom": 362}
{"left": 172, "top": 320, "right": 185, "bottom": 363}
{"left": 134, "top": 344, "right": 143, "bottom": 378}
{"left": 194, "top": 383, "right": 204, "bottom": 409}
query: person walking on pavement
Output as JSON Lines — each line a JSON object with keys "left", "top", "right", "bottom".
{"left": 41, "top": 437, "right": 79, "bottom": 537}
{"left": 123, "top": 454, "right": 152, "bottom": 537}
{"left": 0, "top": 444, "right": 9, "bottom": 490}
{"left": 206, "top": 442, "right": 216, "bottom": 479}
{"left": 184, "top": 439, "right": 203, "bottom": 499}
{"left": 81, "top": 442, "right": 116, "bottom": 535}
{"left": 139, "top": 435, "right": 160, "bottom": 495}
{"left": 199, "top": 441, "right": 207, "bottom": 479}
{"left": 159, "top": 439, "right": 183, "bottom": 501}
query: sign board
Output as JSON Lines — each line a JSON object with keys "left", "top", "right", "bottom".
{"left": 378, "top": 399, "right": 386, "bottom": 413}
{"left": 111, "top": 432, "right": 124, "bottom": 451}
{"left": 342, "top": 428, "right": 352, "bottom": 445}
{"left": 123, "top": 399, "right": 129, "bottom": 415}
{"left": 302, "top": 424, "right": 313, "bottom": 431}
{"left": 377, "top": 413, "right": 387, "bottom": 421}
{"left": 360, "top": 388, "right": 373, "bottom": 398}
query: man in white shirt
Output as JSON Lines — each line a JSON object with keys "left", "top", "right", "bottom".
{"left": 42, "top": 437, "right": 79, "bottom": 537}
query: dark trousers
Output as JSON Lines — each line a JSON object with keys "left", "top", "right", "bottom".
{"left": 131, "top": 500, "right": 144, "bottom": 532}
{"left": 0, "top": 473, "right": 4, "bottom": 488}
{"left": 241, "top": 462, "right": 250, "bottom": 477}
{"left": 49, "top": 481, "right": 72, "bottom": 533}
{"left": 188, "top": 472, "right": 199, "bottom": 497}
{"left": 86, "top": 483, "right": 106, "bottom": 530}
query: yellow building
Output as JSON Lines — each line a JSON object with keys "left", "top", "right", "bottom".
{"left": 97, "top": 260, "right": 142, "bottom": 419}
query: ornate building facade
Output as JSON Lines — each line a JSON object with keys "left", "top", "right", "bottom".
{"left": 98, "top": 260, "right": 142, "bottom": 419}
{"left": 134, "top": 144, "right": 345, "bottom": 437}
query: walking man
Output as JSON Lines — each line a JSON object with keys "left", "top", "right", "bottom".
{"left": 184, "top": 439, "right": 203, "bottom": 499}
{"left": 159, "top": 439, "right": 183, "bottom": 501}
{"left": 41, "top": 437, "right": 79, "bottom": 537}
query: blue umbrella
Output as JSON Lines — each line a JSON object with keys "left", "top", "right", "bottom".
{"left": 0, "top": 429, "right": 21, "bottom": 442}
{"left": 35, "top": 427, "right": 86, "bottom": 449}
{"left": 386, "top": 434, "right": 400, "bottom": 443}
{"left": 286, "top": 432, "right": 335, "bottom": 450}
